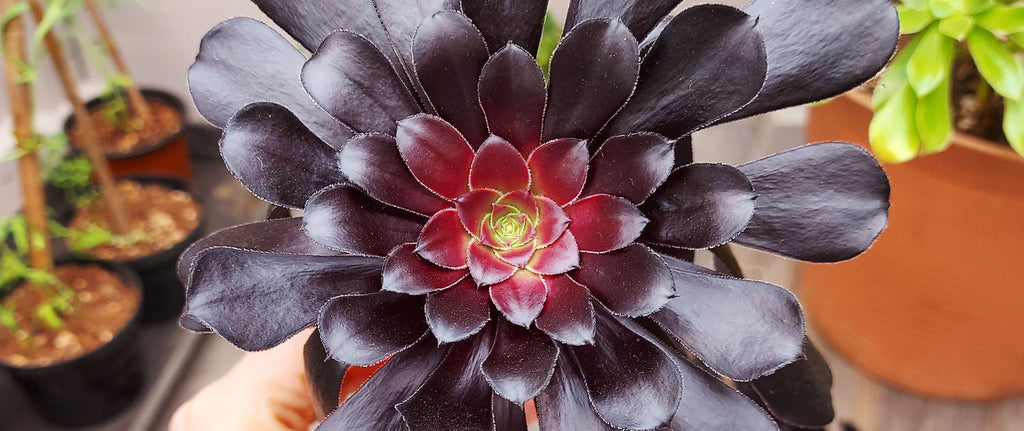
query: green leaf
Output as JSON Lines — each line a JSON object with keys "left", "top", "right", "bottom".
{"left": 977, "top": 6, "right": 1024, "bottom": 34}
{"left": 35, "top": 304, "right": 64, "bottom": 330}
{"left": 1, "top": 2, "right": 27, "bottom": 29}
{"left": 874, "top": 35, "right": 923, "bottom": 110}
{"left": 870, "top": 84, "right": 922, "bottom": 162}
{"left": 938, "top": 12, "right": 975, "bottom": 40}
{"left": 916, "top": 72, "right": 954, "bottom": 153}
{"left": 907, "top": 25, "right": 956, "bottom": 95}
{"left": 1005, "top": 96, "right": 1024, "bottom": 155}
{"left": 899, "top": 5, "right": 935, "bottom": 34}
{"left": 930, "top": 0, "right": 957, "bottom": 18}
{"left": 958, "top": 0, "right": 994, "bottom": 14}
{"left": 967, "top": 27, "right": 1024, "bottom": 99}
{"left": 1012, "top": 32, "right": 1024, "bottom": 49}
{"left": 903, "top": 0, "right": 930, "bottom": 10}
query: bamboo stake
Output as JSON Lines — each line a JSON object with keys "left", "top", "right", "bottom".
{"left": 2, "top": 0, "right": 52, "bottom": 271}
{"left": 82, "top": 0, "right": 152, "bottom": 125}
{"left": 29, "top": 0, "right": 129, "bottom": 235}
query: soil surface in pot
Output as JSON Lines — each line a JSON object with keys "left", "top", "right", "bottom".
{"left": 70, "top": 97, "right": 182, "bottom": 156}
{"left": 952, "top": 56, "right": 1008, "bottom": 146}
{"left": 69, "top": 181, "right": 201, "bottom": 261}
{"left": 0, "top": 264, "right": 139, "bottom": 367}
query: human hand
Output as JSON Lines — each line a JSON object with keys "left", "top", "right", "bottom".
{"left": 169, "top": 329, "right": 316, "bottom": 431}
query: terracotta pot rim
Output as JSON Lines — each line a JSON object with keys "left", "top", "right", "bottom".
{"left": 844, "top": 90, "right": 1023, "bottom": 164}
{"left": 64, "top": 88, "right": 186, "bottom": 160}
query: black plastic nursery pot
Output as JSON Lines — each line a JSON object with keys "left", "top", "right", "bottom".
{"left": 0, "top": 261, "right": 144, "bottom": 428}
{"left": 65, "top": 88, "right": 193, "bottom": 184}
{"left": 78, "top": 176, "right": 204, "bottom": 324}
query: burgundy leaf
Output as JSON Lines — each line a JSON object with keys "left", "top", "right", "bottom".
{"left": 303, "top": 331, "right": 348, "bottom": 418}
{"left": 565, "top": 0, "right": 683, "bottom": 39}
{"left": 536, "top": 354, "right": 617, "bottom": 431}
{"left": 303, "top": 184, "right": 424, "bottom": 256}
{"left": 416, "top": 209, "right": 472, "bottom": 269}
{"left": 463, "top": 0, "right": 548, "bottom": 55}
{"left": 566, "top": 194, "right": 648, "bottom": 253}
{"left": 221, "top": 103, "right": 344, "bottom": 209}
{"left": 527, "top": 231, "right": 580, "bottom": 275}
{"left": 413, "top": 11, "right": 490, "bottom": 147}
{"left": 495, "top": 190, "right": 539, "bottom": 219}
{"left": 534, "top": 196, "right": 571, "bottom": 247}
{"left": 456, "top": 189, "right": 502, "bottom": 238}
{"left": 528, "top": 139, "right": 589, "bottom": 206}
{"left": 642, "top": 163, "right": 757, "bottom": 250}
{"left": 490, "top": 270, "right": 548, "bottom": 327}
{"left": 425, "top": 277, "right": 491, "bottom": 343}
{"left": 573, "top": 244, "right": 673, "bottom": 317}
{"left": 569, "top": 306, "right": 682, "bottom": 430}
{"left": 495, "top": 244, "right": 536, "bottom": 268}
{"left": 536, "top": 274, "right": 595, "bottom": 346}
{"left": 382, "top": 244, "right": 468, "bottom": 295}
{"left": 184, "top": 248, "right": 382, "bottom": 351}
{"left": 302, "top": 30, "right": 420, "bottom": 134}
{"left": 601, "top": 5, "right": 767, "bottom": 140}
{"left": 651, "top": 254, "right": 805, "bottom": 381}
{"left": 467, "top": 241, "right": 518, "bottom": 286}
{"left": 543, "top": 19, "right": 639, "bottom": 141}
{"left": 338, "top": 133, "right": 451, "bottom": 217}
{"left": 396, "top": 114, "right": 475, "bottom": 199}
{"left": 478, "top": 45, "right": 546, "bottom": 156}
{"left": 482, "top": 320, "right": 559, "bottom": 405}
{"left": 584, "top": 133, "right": 675, "bottom": 205}
{"left": 735, "top": 143, "right": 890, "bottom": 262}
{"left": 188, "top": 18, "right": 352, "bottom": 149}
{"left": 470, "top": 136, "right": 531, "bottom": 192}
{"left": 318, "top": 291, "right": 427, "bottom": 366}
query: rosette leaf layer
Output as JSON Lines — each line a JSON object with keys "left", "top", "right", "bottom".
{"left": 182, "top": 0, "right": 898, "bottom": 429}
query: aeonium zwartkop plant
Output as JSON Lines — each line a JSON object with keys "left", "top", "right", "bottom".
{"left": 178, "top": 0, "right": 898, "bottom": 429}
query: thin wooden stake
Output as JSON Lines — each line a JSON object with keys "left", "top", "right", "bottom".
{"left": 2, "top": 0, "right": 52, "bottom": 271}
{"left": 83, "top": 0, "right": 152, "bottom": 125}
{"left": 29, "top": 0, "right": 129, "bottom": 235}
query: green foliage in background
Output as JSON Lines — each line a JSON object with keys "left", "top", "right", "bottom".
{"left": 0, "top": 217, "right": 73, "bottom": 332}
{"left": 47, "top": 153, "right": 99, "bottom": 206}
{"left": 872, "top": 0, "right": 1024, "bottom": 162}
{"left": 536, "top": 12, "right": 562, "bottom": 79}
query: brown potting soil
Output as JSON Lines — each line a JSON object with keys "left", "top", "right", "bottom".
{"left": 951, "top": 55, "right": 1008, "bottom": 146}
{"left": 0, "top": 264, "right": 139, "bottom": 367}
{"left": 70, "top": 181, "right": 201, "bottom": 261}
{"left": 70, "top": 97, "right": 182, "bottom": 156}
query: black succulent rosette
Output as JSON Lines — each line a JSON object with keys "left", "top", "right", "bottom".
{"left": 178, "top": 1, "right": 899, "bottom": 429}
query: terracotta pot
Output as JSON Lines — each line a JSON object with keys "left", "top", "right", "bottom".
{"left": 801, "top": 91, "right": 1024, "bottom": 400}
{"left": 65, "top": 89, "right": 193, "bottom": 184}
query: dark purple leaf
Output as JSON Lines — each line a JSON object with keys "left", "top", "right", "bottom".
{"left": 467, "top": 241, "right": 518, "bottom": 286}
{"left": 584, "top": 133, "right": 675, "bottom": 205}
{"left": 722, "top": 0, "right": 899, "bottom": 122}
{"left": 302, "top": 30, "right": 420, "bottom": 134}
{"left": 397, "top": 326, "right": 497, "bottom": 430}
{"left": 492, "top": 395, "right": 529, "bottom": 431}
{"left": 536, "top": 354, "right": 616, "bottom": 430}
{"left": 569, "top": 306, "right": 681, "bottom": 429}
{"left": 425, "top": 277, "right": 491, "bottom": 343}
{"left": 416, "top": 209, "right": 472, "bottom": 269}
{"left": 543, "top": 19, "right": 638, "bottom": 141}
{"left": 319, "top": 334, "right": 449, "bottom": 431}
{"left": 528, "top": 139, "right": 589, "bottom": 206}
{"left": 463, "top": 0, "right": 548, "bottom": 54}
{"left": 566, "top": 194, "right": 648, "bottom": 253}
{"left": 751, "top": 341, "right": 835, "bottom": 428}
{"left": 250, "top": 0, "right": 389, "bottom": 54}
{"left": 188, "top": 18, "right": 352, "bottom": 149}
{"left": 184, "top": 248, "right": 382, "bottom": 351}
{"left": 374, "top": 0, "right": 461, "bottom": 100}
{"left": 221, "top": 103, "right": 344, "bottom": 209}
{"left": 319, "top": 291, "right": 427, "bottom": 366}
{"left": 338, "top": 133, "right": 451, "bottom": 217}
{"left": 490, "top": 270, "right": 547, "bottom": 327}
{"left": 478, "top": 45, "right": 546, "bottom": 156}
{"left": 643, "top": 163, "right": 757, "bottom": 250}
{"left": 383, "top": 244, "right": 468, "bottom": 295}
{"left": 303, "top": 330, "right": 348, "bottom": 417}
{"left": 482, "top": 320, "right": 559, "bottom": 404}
{"left": 526, "top": 231, "right": 580, "bottom": 275}
{"left": 536, "top": 274, "right": 595, "bottom": 346}
{"left": 413, "top": 11, "right": 490, "bottom": 147}
{"left": 565, "top": 0, "right": 683, "bottom": 39}
{"left": 572, "top": 244, "right": 673, "bottom": 317}
{"left": 600, "top": 5, "right": 766, "bottom": 140}
{"left": 470, "top": 136, "right": 531, "bottom": 193}
{"left": 735, "top": 143, "right": 890, "bottom": 262}
{"left": 651, "top": 254, "right": 805, "bottom": 381}
{"left": 396, "top": 114, "right": 476, "bottom": 200}
{"left": 303, "top": 184, "right": 424, "bottom": 257}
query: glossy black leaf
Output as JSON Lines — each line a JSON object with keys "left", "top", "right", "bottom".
{"left": 425, "top": 273, "right": 492, "bottom": 344}
{"left": 492, "top": 395, "right": 529, "bottom": 431}
{"left": 565, "top": 0, "right": 683, "bottom": 39}
{"left": 183, "top": 248, "right": 382, "bottom": 351}
{"left": 751, "top": 340, "right": 835, "bottom": 428}
{"left": 221, "top": 103, "right": 345, "bottom": 209}
{"left": 478, "top": 45, "right": 547, "bottom": 156}
{"left": 250, "top": 0, "right": 390, "bottom": 54}
{"left": 651, "top": 253, "right": 805, "bottom": 381}
{"left": 318, "top": 291, "right": 428, "bottom": 366}
{"left": 188, "top": 17, "right": 352, "bottom": 149}
{"left": 572, "top": 244, "right": 674, "bottom": 317}
{"left": 463, "top": 0, "right": 548, "bottom": 55}
{"left": 303, "top": 184, "right": 424, "bottom": 257}
{"left": 735, "top": 143, "right": 890, "bottom": 263}
{"left": 584, "top": 133, "right": 675, "bottom": 205}
{"left": 600, "top": 5, "right": 766, "bottom": 140}
{"left": 721, "top": 0, "right": 899, "bottom": 123}
{"left": 303, "top": 330, "right": 348, "bottom": 417}
{"left": 482, "top": 320, "right": 559, "bottom": 405}
{"left": 642, "top": 163, "right": 757, "bottom": 250}
{"left": 543, "top": 19, "right": 639, "bottom": 141}
{"left": 535, "top": 354, "right": 616, "bottom": 431}
{"left": 338, "top": 134, "right": 451, "bottom": 217}
{"left": 374, "top": 0, "right": 460, "bottom": 91}
{"left": 318, "top": 334, "right": 449, "bottom": 431}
